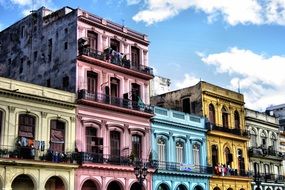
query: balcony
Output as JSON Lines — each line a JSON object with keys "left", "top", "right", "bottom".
{"left": 0, "top": 146, "right": 76, "bottom": 164}
{"left": 154, "top": 160, "right": 213, "bottom": 175}
{"left": 213, "top": 164, "right": 251, "bottom": 177}
{"left": 206, "top": 122, "right": 249, "bottom": 138}
{"left": 248, "top": 146, "right": 285, "bottom": 160}
{"left": 78, "top": 89, "right": 154, "bottom": 114}
{"left": 253, "top": 173, "right": 285, "bottom": 183}
{"left": 78, "top": 47, "right": 153, "bottom": 76}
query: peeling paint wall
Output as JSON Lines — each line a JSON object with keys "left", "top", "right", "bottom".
{"left": 0, "top": 7, "right": 77, "bottom": 92}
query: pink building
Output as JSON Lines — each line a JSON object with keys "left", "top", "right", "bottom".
{"left": 75, "top": 9, "right": 154, "bottom": 190}
{"left": 0, "top": 6, "right": 154, "bottom": 190}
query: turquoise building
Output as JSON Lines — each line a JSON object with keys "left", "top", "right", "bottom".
{"left": 151, "top": 107, "right": 212, "bottom": 190}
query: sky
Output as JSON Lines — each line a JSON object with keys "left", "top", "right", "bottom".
{"left": 1, "top": 0, "right": 285, "bottom": 111}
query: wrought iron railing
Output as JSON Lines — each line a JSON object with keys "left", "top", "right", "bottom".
{"left": 78, "top": 89, "right": 154, "bottom": 114}
{"left": 78, "top": 47, "right": 153, "bottom": 76}
{"left": 253, "top": 173, "right": 285, "bottom": 183}
{"left": 206, "top": 122, "right": 249, "bottom": 137}
{"left": 74, "top": 152, "right": 155, "bottom": 168}
{"left": 154, "top": 160, "right": 212, "bottom": 174}
{"left": 248, "top": 146, "right": 285, "bottom": 159}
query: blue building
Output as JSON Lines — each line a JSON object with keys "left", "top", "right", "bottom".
{"left": 151, "top": 107, "right": 212, "bottom": 190}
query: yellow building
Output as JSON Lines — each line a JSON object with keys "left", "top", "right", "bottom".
{"left": 151, "top": 81, "right": 252, "bottom": 190}
{"left": 0, "top": 77, "right": 77, "bottom": 190}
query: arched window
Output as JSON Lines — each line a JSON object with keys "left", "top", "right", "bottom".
{"left": 132, "top": 135, "right": 142, "bottom": 160}
{"left": 176, "top": 141, "right": 184, "bottom": 163}
{"left": 176, "top": 184, "right": 187, "bottom": 190}
{"left": 193, "top": 143, "right": 201, "bottom": 166}
{"left": 158, "top": 183, "right": 169, "bottom": 190}
{"left": 157, "top": 138, "right": 166, "bottom": 162}
{"left": 271, "top": 133, "right": 277, "bottom": 150}
{"left": 225, "top": 147, "right": 232, "bottom": 166}
{"left": 222, "top": 106, "right": 229, "bottom": 128}
{"left": 261, "top": 131, "right": 267, "bottom": 148}
{"left": 250, "top": 129, "right": 257, "bottom": 147}
{"left": 18, "top": 114, "right": 36, "bottom": 140}
{"left": 234, "top": 111, "right": 240, "bottom": 129}
{"left": 209, "top": 104, "right": 216, "bottom": 124}
{"left": 212, "top": 145, "right": 218, "bottom": 167}
{"left": 50, "top": 120, "right": 65, "bottom": 152}
{"left": 213, "top": 187, "right": 221, "bottom": 190}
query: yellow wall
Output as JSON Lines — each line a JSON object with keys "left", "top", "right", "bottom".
{"left": 200, "top": 82, "right": 251, "bottom": 190}
{"left": 0, "top": 77, "right": 77, "bottom": 190}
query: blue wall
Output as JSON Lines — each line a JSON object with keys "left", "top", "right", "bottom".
{"left": 151, "top": 107, "right": 211, "bottom": 190}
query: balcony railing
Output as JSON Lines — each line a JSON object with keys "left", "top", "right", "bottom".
{"left": 78, "top": 89, "right": 154, "bottom": 114}
{"left": 78, "top": 47, "right": 153, "bottom": 76}
{"left": 74, "top": 152, "right": 156, "bottom": 168}
{"left": 248, "top": 146, "right": 285, "bottom": 159}
{"left": 206, "top": 122, "right": 249, "bottom": 137}
{"left": 253, "top": 173, "right": 285, "bottom": 183}
{"left": 0, "top": 146, "right": 76, "bottom": 164}
{"left": 154, "top": 160, "right": 212, "bottom": 175}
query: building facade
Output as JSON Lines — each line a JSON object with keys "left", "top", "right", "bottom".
{"left": 0, "top": 6, "right": 154, "bottom": 190}
{"left": 151, "top": 81, "right": 252, "bottom": 190}
{"left": 149, "top": 76, "right": 171, "bottom": 97}
{"left": 151, "top": 106, "right": 212, "bottom": 190}
{"left": 0, "top": 77, "right": 77, "bottom": 190}
{"left": 246, "top": 108, "right": 285, "bottom": 190}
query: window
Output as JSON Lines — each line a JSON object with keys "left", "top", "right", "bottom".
{"left": 131, "top": 83, "right": 140, "bottom": 102}
{"left": 222, "top": 106, "right": 229, "bottom": 128}
{"left": 110, "top": 131, "right": 120, "bottom": 157}
{"left": 87, "top": 31, "right": 98, "bottom": 50}
{"left": 212, "top": 145, "right": 218, "bottom": 166}
{"left": 182, "top": 98, "right": 190, "bottom": 114}
{"left": 62, "top": 76, "right": 69, "bottom": 89}
{"left": 157, "top": 138, "right": 166, "bottom": 162}
{"left": 64, "top": 42, "right": 68, "bottom": 50}
{"left": 234, "top": 111, "right": 240, "bottom": 129}
{"left": 50, "top": 120, "right": 65, "bottom": 153}
{"left": 271, "top": 134, "right": 277, "bottom": 150}
{"left": 87, "top": 71, "right": 98, "bottom": 94}
{"left": 18, "top": 114, "right": 36, "bottom": 139}
{"left": 209, "top": 104, "right": 216, "bottom": 124}
{"left": 132, "top": 135, "right": 142, "bottom": 159}
{"left": 193, "top": 143, "right": 200, "bottom": 166}
{"left": 47, "top": 79, "right": 51, "bottom": 87}
{"left": 225, "top": 147, "right": 232, "bottom": 166}
{"left": 48, "top": 38, "right": 52, "bottom": 62}
{"left": 34, "top": 51, "right": 38, "bottom": 61}
{"left": 110, "top": 78, "right": 120, "bottom": 97}
{"left": 86, "top": 127, "right": 103, "bottom": 155}
{"left": 0, "top": 111, "right": 3, "bottom": 142}
{"left": 176, "top": 141, "right": 184, "bottom": 163}
{"left": 110, "top": 39, "right": 120, "bottom": 52}
{"left": 250, "top": 129, "right": 257, "bottom": 147}
{"left": 261, "top": 131, "right": 267, "bottom": 148}
{"left": 237, "top": 149, "right": 245, "bottom": 174}
{"left": 131, "top": 46, "right": 140, "bottom": 68}
{"left": 21, "top": 26, "right": 25, "bottom": 38}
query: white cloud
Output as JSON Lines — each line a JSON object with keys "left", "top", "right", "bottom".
{"left": 199, "top": 47, "right": 285, "bottom": 111}
{"left": 132, "top": 0, "right": 285, "bottom": 26}
{"left": 174, "top": 73, "right": 200, "bottom": 89}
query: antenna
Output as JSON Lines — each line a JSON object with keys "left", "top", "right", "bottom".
{"left": 238, "top": 80, "right": 240, "bottom": 93}
{"left": 122, "top": 19, "right": 125, "bottom": 27}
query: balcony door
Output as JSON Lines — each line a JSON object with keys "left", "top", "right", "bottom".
{"left": 222, "top": 106, "right": 229, "bottom": 128}
{"left": 132, "top": 135, "right": 142, "bottom": 160}
{"left": 212, "top": 145, "right": 218, "bottom": 167}
{"left": 237, "top": 149, "right": 245, "bottom": 175}
{"left": 110, "top": 39, "right": 120, "bottom": 52}
{"left": 87, "top": 31, "right": 98, "bottom": 50}
{"left": 110, "top": 78, "right": 120, "bottom": 97}
{"left": 87, "top": 71, "right": 98, "bottom": 94}
{"left": 131, "top": 83, "right": 140, "bottom": 102}
{"left": 209, "top": 104, "right": 216, "bottom": 124}
{"left": 131, "top": 46, "right": 140, "bottom": 69}
{"left": 110, "top": 131, "right": 120, "bottom": 159}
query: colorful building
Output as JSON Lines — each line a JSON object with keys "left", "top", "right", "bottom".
{"left": 0, "top": 77, "right": 77, "bottom": 190}
{"left": 246, "top": 108, "right": 285, "bottom": 190}
{"left": 151, "top": 106, "right": 212, "bottom": 190}
{"left": 151, "top": 81, "right": 252, "bottom": 190}
{"left": 0, "top": 6, "right": 154, "bottom": 189}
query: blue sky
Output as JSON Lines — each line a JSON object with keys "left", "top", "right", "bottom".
{"left": 1, "top": 0, "right": 285, "bottom": 111}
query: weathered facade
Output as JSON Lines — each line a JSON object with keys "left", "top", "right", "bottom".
{"left": 0, "top": 77, "right": 77, "bottom": 190}
{"left": 151, "top": 81, "right": 252, "bottom": 190}
{"left": 149, "top": 76, "right": 171, "bottom": 97}
{"left": 246, "top": 108, "right": 285, "bottom": 190}
{"left": 151, "top": 106, "right": 211, "bottom": 190}
{"left": 0, "top": 6, "right": 154, "bottom": 190}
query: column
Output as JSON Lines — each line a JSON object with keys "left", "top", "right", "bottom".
{"left": 185, "top": 136, "right": 190, "bottom": 164}
{"left": 98, "top": 34, "right": 103, "bottom": 52}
